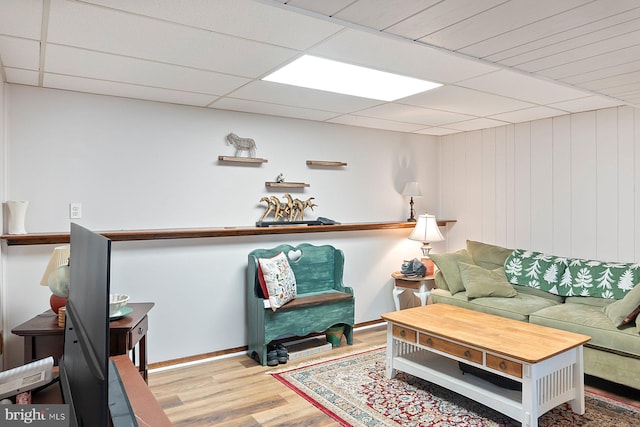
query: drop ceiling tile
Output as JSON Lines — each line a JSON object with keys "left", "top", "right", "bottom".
{"left": 601, "top": 82, "right": 640, "bottom": 96}
{"left": 512, "top": 29, "right": 640, "bottom": 73}
{"left": 328, "top": 114, "right": 426, "bottom": 132}
{"left": 444, "top": 118, "right": 510, "bottom": 131}
{"left": 415, "top": 127, "right": 462, "bottom": 136}
{"left": 284, "top": 0, "right": 354, "bottom": 16}
{"left": 4, "top": 68, "right": 39, "bottom": 85}
{"left": 0, "top": 36, "right": 40, "bottom": 70}
{"left": 45, "top": 44, "right": 250, "bottom": 95}
{"left": 228, "top": 80, "right": 382, "bottom": 113}
{"left": 561, "top": 59, "right": 640, "bottom": 85}
{"left": 386, "top": 0, "right": 507, "bottom": 42}
{"left": 211, "top": 97, "right": 339, "bottom": 121}
{"left": 83, "top": 0, "right": 344, "bottom": 51}
{"left": 0, "top": 0, "right": 42, "bottom": 39}
{"left": 579, "top": 70, "right": 640, "bottom": 91}
{"left": 525, "top": 44, "right": 640, "bottom": 80}
{"left": 47, "top": 0, "right": 297, "bottom": 78}
{"left": 308, "top": 29, "right": 498, "bottom": 84}
{"left": 401, "top": 85, "right": 534, "bottom": 117}
{"left": 457, "top": 70, "right": 590, "bottom": 104}
{"left": 489, "top": 106, "right": 567, "bottom": 123}
{"left": 466, "top": 1, "right": 640, "bottom": 61}
{"left": 548, "top": 96, "right": 624, "bottom": 113}
{"left": 418, "top": 0, "right": 593, "bottom": 51}
{"left": 334, "top": 0, "right": 440, "bottom": 30}
{"left": 44, "top": 74, "right": 219, "bottom": 107}
{"left": 356, "top": 103, "right": 475, "bottom": 126}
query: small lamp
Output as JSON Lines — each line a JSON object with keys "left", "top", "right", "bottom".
{"left": 408, "top": 214, "right": 444, "bottom": 275}
{"left": 402, "top": 182, "right": 422, "bottom": 222}
{"left": 40, "top": 245, "right": 70, "bottom": 313}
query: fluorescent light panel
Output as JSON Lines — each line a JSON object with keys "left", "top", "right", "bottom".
{"left": 263, "top": 55, "right": 441, "bottom": 101}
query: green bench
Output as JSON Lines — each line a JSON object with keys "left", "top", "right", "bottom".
{"left": 247, "top": 243, "right": 355, "bottom": 365}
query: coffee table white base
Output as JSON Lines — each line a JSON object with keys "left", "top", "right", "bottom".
{"left": 386, "top": 327, "right": 585, "bottom": 427}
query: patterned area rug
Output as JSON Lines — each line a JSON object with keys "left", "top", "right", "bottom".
{"left": 270, "top": 348, "right": 639, "bottom": 427}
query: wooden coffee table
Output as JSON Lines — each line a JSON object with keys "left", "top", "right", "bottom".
{"left": 381, "top": 304, "right": 591, "bottom": 427}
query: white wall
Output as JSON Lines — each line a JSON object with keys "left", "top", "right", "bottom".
{"left": 440, "top": 106, "right": 640, "bottom": 263}
{"left": 1, "top": 85, "right": 440, "bottom": 367}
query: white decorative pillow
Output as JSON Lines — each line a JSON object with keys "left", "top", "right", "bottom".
{"left": 258, "top": 252, "right": 297, "bottom": 311}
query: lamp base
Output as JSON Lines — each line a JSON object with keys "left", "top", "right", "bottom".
{"left": 50, "top": 294, "right": 67, "bottom": 314}
{"left": 421, "top": 257, "right": 435, "bottom": 276}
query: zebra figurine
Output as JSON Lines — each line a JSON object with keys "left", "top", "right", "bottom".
{"left": 226, "top": 132, "right": 257, "bottom": 158}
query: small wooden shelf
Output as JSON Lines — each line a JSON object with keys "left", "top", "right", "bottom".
{"left": 218, "top": 156, "right": 267, "bottom": 164}
{"left": 306, "top": 160, "right": 347, "bottom": 167}
{"left": 265, "top": 182, "right": 310, "bottom": 188}
{"left": 0, "top": 220, "right": 456, "bottom": 246}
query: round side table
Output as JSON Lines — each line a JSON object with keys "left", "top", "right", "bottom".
{"left": 391, "top": 271, "right": 435, "bottom": 311}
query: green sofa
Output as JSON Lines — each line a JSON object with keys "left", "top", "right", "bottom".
{"left": 430, "top": 240, "right": 640, "bottom": 390}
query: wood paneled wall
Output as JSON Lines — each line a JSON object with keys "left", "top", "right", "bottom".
{"left": 439, "top": 106, "right": 640, "bottom": 262}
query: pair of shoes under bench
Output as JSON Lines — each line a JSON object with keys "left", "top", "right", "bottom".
{"left": 266, "top": 344, "right": 288, "bottom": 366}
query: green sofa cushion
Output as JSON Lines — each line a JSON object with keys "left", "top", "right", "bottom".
{"left": 511, "top": 284, "right": 565, "bottom": 303}
{"left": 431, "top": 290, "right": 559, "bottom": 322}
{"left": 530, "top": 304, "right": 640, "bottom": 357}
{"left": 430, "top": 249, "right": 474, "bottom": 295}
{"left": 459, "top": 263, "right": 517, "bottom": 299}
{"left": 603, "top": 284, "right": 640, "bottom": 327}
{"left": 564, "top": 296, "right": 614, "bottom": 307}
{"left": 466, "top": 240, "right": 512, "bottom": 270}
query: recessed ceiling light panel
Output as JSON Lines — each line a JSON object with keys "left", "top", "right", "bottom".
{"left": 263, "top": 55, "right": 441, "bottom": 101}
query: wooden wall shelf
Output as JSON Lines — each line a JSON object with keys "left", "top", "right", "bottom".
{"left": 265, "top": 182, "right": 310, "bottom": 188}
{"left": 0, "top": 220, "right": 456, "bottom": 246}
{"left": 218, "top": 156, "right": 267, "bottom": 164}
{"left": 306, "top": 160, "right": 347, "bottom": 167}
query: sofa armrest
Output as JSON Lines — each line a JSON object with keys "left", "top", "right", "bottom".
{"left": 431, "top": 288, "right": 452, "bottom": 297}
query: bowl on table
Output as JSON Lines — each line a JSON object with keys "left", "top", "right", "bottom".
{"left": 109, "top": 294, "right": 129, "bottom": 317}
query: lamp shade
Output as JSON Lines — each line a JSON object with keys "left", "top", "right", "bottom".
{"left": 40, "top": 245, "right": 70, "bottom": 286}
{"left": 402, "top": 181, "right": 422, "bottom": 197}
{"left": 408, "top": 214, "right": 444, "bottom": 243}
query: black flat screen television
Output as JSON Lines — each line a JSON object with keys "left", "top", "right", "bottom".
{"left": 59, "top": 223, "right": 136, "bottom": 427}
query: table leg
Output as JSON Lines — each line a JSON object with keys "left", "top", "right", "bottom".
{"left": 139, "top": 335, "right": 148, "bottom": 383}
{"left": 570, "top": 346, "right": 586, "bottom": 414}
{"left": 385, "top": 323, "right": 397, "bottom": 379}
{"left": 392, "top": 286, "right": 404, "bottom": 311}
{"left": 413, "top": 283, "right": 429, "bottom": 306}
{"left": 521, "top": 364, "right": 539, "bottom": 427}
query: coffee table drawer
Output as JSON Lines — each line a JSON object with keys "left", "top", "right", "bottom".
{"left": 486, "top": 354, "right": 522, "bottom": 378}
{"left": 419, "top": 333, "right": 482, "bottom": 364}
{"left": 392, "top": 325, "right": 417, "bottom": 343}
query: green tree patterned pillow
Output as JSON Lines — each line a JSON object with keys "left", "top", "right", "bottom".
{"left": 504, "top": 249, "right": 639, "bottom": 299}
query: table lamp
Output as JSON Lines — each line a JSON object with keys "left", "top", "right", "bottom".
{"left": 402, "top": 182, "right": 422, "bottom": 222}
{"left": 408, "top": 213, "right": 444, "bottom": 275}
{"left": 40, "top": 245, "right": 70, "bottom": 313}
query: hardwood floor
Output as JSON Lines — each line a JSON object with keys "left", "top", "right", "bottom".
{"left": 148, "top": 325, "right": 639, "bottom": 426}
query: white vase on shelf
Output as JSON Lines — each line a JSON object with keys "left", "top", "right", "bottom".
{"left": 6, "top": 200, "right": 29, "bottom": 234}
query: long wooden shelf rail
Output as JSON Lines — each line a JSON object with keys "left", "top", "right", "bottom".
{"left": 1, "top": 220, "right": 455, "bottom": 246}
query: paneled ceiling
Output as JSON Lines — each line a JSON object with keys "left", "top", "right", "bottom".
{"left": 1, "top": 0, "right": 638, "bottom": 135}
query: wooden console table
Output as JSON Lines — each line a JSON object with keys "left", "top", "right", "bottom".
{"left": 12, "top": 302, "right": 154, "bottom": 382}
